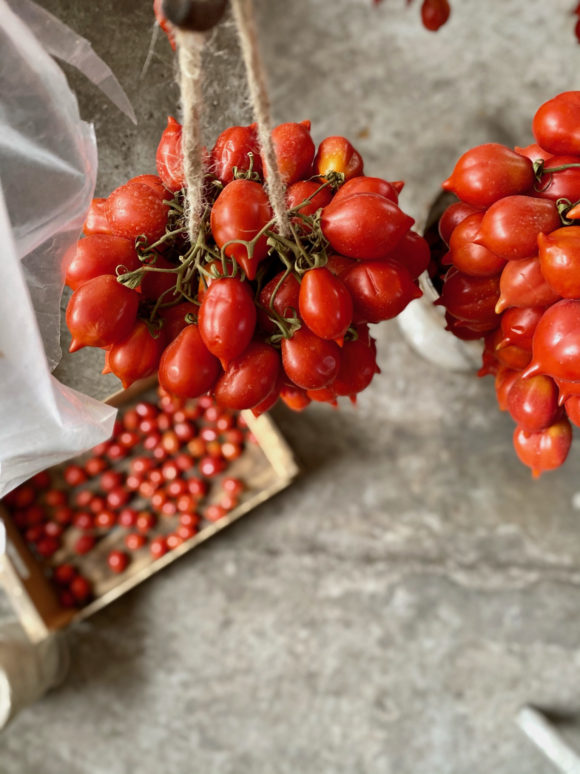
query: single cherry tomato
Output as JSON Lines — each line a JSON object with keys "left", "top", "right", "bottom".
{"left": 286, "top": 180, "right": 334, "bottom": 224}
{"left": 159, "top": 302, "right": 197, "bottom": 342}
{"left": 513, "top": 418, "right": 572, "bottom": 477}
{"left": 281, "top": 328, "right": 341, "bottom": 390}
{"left": 448, "top": 212, "right": 506, "bottom": 278}
{"left": 156, "top": 116, "right": 185, "bottom": 191}
{"left": 438, "top": 201, "right": 483, "bottom": 246}
{"left": 69, "top": 575, "right": 92, "bottom": 603}
{"left": 332, "top": 176, "right": 401, "bottom": 207}
{"left": 106, "top": 487, "right": 130, "bottom": 510}
{"left": 321, "top": 193, "right": 414, "bottom": 260}
{"left": 533, "top": 92, "right": 580, "bottom": 155}
{"left": 136, "top": 512, "right": 157, "bottom": 534}
{"left": 494, "top": 366, "right": 521, "bottom": 411}
{"left": 495, "top": 256, "right": 560, "bottom": 314}
{"left": 150, "top": 536, "right": 168, "bottom": 559}
{"left": 188, "top": 477, "right": 208, "bottom": 497}
{"left": 314, "top": 136, "right": 363, "bottom": 181}
{"left": 438, "top": 269, "right": 500, "bottom": 325}
{"left": 106, "top": 181, "right": 169, "bottom": 243}
{"left": 74, "top": 535, "right": 96, "bottom": 555}
{"left": 205, "top": 504, "right": 227, "bottom": 522}
{"left": 475, "top": 196, "right": 561, "bottom": 261}
{"left": 442, "top": 144, "right": 534, "bottom": 207}
{"left": 387, "top": 230, "right": 431, "bottom": 280}
{"left": 343, "top": 260, "right": 422, "bottom": 323}
{"left": 250, "top": 372, "right": 282, "bottom": 417}
{"left": 107, "top": 443, "right": 128, "bottom": 461}
{"left": 177, "top": 524, "right": 197, "bottom": 541}
{"left": 73, "top": 511, "right": 94, "bottom": 530}
{"left": 534, "top": 154, "right": 580, "bottom": 202}
{"left": 210, "top": 180, "right": 272, "bottom": 280}
{"left": 88, "top": 496, "right": 106, "bottom": 514}
{"left": 107, "top": 550, "right": 130, "bottom": 574}
{"left": 270, "top": 121, "right": 315, "bottom": 185}
{"left": 125, "top": 532, "right": 147, "bottom": 550}
{"left": 63, "top": 465, "right": 87, "bottom": 487}
{"left": 524, "top": 299, "right": 580, "bottom": 382}
{"left": 67, "top": 275, "right": 139, "bottom": 352}
{"left": 35, "top": 536, "right": 60, "bottom": 558}
{"left": 95, "top": 510, "right": 116, "bottom": 529}
{"left": 215, "top": 341, "right": 280, "bottom": 410}
{"left": 52, "top": 506, "right": 73, "bottom": 526}
{"left": 166, "top": 533, "right": 183, "bottom": 550}
{"left": 99, "top": 470, "right": 124, "bottom": 491}
{"left": 158, "top": 324, "right": 221, "bottom": 399}
{"left": 257, "top": 271, "right": 301, "bottom": 334}
{"left": 498, "top": 307, "right": 544, "bottom": 350}
{"left": 514, "top": 144, "right": 553, "bottom": 163}
{"left": 325, "top": 254, "right": 357, "bottom": 278}
{"left": 333, "top": 326, "right": 379, "bottom": 396}
{"left": 210, "top": 124, "right": 262, "bottom": 183}
{"left": 83, "top": 198, "right": 112, "bottom": 236}
{"left": 64, "top": 235, "right": 140, "bottom": 291}
{"left": 507, "top": 374, "right": 559, "bottom": 433}
{"left": 299, "top": 267, "right": 353, "bottom": 340}
{"left": 420, "top": 0, "right": 450, "bottom": 30}
{"left": 118, "top": 508, "right": 138, "bottom": 528}
{"left": 199, "top": 277, "right": 257, "bottom": 366}
{"left": 538, "top": 226, "right": 580, "bottom": 298}
{"left": 53, "top": 563, "right": 77, "bottom": 585}
{"left": 200, "top": 455, "right": 227, "bottom": 477}
{"left": 140, "top": 256, "right": 181, "bottom": 302}
{"left": 109, "top": 322, "right": 166, "bottom": 389}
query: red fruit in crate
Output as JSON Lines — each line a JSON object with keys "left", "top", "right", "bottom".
{"left": 448, "top": 213, "right": 506, "bottom": 278}
{"left": 177, "top": 524, "right": 197, "bottom": 541}
{"left": 321, "top": 194, "right": 414, "bottom": 260}
{"left": 565, "top": 396, "right": 580, "bottom": 427}
{"left": 437, "top": 270, "right": 500, "bottom": 324}
{"left": 64, "top": 235, "right": 141, "bottom": 291}
{"left": 299, "top": 267, "right": 353, "bottom": 341}
{"left": 523, "top": 299, "right": 580, "bottom": 381}
{"left": 150, "top": 536, "right": 168, "bottom": 559}
{"left": 106, "top": 181, "right": 169, "bottom": 243}
{"left": 495, "top": 366, "right": 521, "bottom": 411}
{"left": 495, "top": 257, "right": 559, "bottom": 314}
{"left": 507, "top": 375, "right": 559, "bottom": 433}
{"left": 83, "top": 198, "right": 112, "bottom": 236}
{"left": 387, "top": 230, "right": 431, "bottom": 280}
{"left": 513, "top": 418, "right": 572, "bottom": 477}
{"left": 199, "top": 278, "right": 257, "bottom": 365}
{"left": 70, "top": 575, "right": 92, "bottom": 604}
{"left": 118, "top": 508, "right": 138, "bottom": 528}
{"left": 107, "top": 443, "right": 128, "bottom": 461}
{"left": 281, "top": 329, "right": 341, "bottom": 390}
{"left": 119, "top": 430, "right": 139, "bottom": 449}
{"left": 533, "top": 92, "right": 580, "bottom": 156}
{"left": 270, "top": 121, "right": 315, "bottom": 185}
{"left": 136, "top": 512, "right": 156, "bottom": 534}
{"left": 107, "top": 550, "right": 129, "bottom": 574}
{"left": 333, "top": 327, "right": 379, "bottom": 396}
{"left": 331, "top": 176, "right": 400, "bottom": 206}
{"left": 156, "top": 116, "right": 185, "bottom": 191}
{"left": 159, "top": 302, "right": 197, "bottom": 343}
{"left": 74, "top": 511, "right": 95, "bottom": 530}
{"left": 210, "top": 124, "right": 262, "bottom": 183}
{"left": 258, "top": 272, "right": 301, "bottom": 334}
{"left": 534, "top": 155, "right": 580, "bottom": 202}
{"left": 179, "top": 513, "right": 200, "bottom": 530}
{"left": 53, "top": 563, "right": 77, "bottom": 586}
{"left": 199, "top": 456, "right": 226, "bottom": 477}
{"left": 343, "top": 260, "right": 421, "bottom": 324}
{"left": 314, "top": 136, "right": 363, "bottom": 181}
{"left": 205, "top": 504, "right": 227, "bottom": 522}
{"left": 538, "top": 227, "right": 580, "bottom": 298}
{"left": 125, "top": 532, "right": 146, "bottom": 551}
{"left": 514, "top": 144, "right": 553, "bottom": 163}
{"left": 31, "top": 471, "right": 51, "bottom": 490}
{"left": 74, "top": 535, "right": 96, "bottom": 555}
{"left": 438, "top": 201, "right": 483, "bottom": 247}
{"left": 421, "top": 0, "right": 451, "bottom": 30}
{"left": 211, "top": 180, "right": 272, "bottom": 280}
{"left": 45, "top": 489, "right": 67, "bottom": 508}
{"left": 52, "top": 506, "right": 73, "bottom": 526}
{"left": 35, "top": 537, "right": 60, "bottom": 558}
{"left": 108, "top": 321, "right": 166, "bottom": 389}
{"left": 67, "top": 275, "right": 139, "bottom": 352}
{"left": 214, "top": 341, "right": 280, "bottom": 410}
{"left": 475, "top": 196, "right": 561, "bottom": 261}
{"left": 498, "top": 307, "right": 544, "bottom": 350}
{"left": 222, "top": 477, "right": 244, "bottom": 496}
{"left": 158, "top": 325, "right": 220, "bottom": 399}
{"left": 442, "top": 144, "right": 534, "bottom": 207}
{"left": 166, "top": 533, "right": 183, "bottom": 550}
{"left": 187, "top": 477, "right": 208, "bottom": 497}
{"left": 95, "top": 509, "right": 116, "bottom": 529}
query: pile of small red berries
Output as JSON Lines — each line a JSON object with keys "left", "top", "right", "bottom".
{"left": 64, "top": 115, "right": 426, "bottom": 413}
{"left": 437, "top": 91, "right": 580, "bottom": 477}
{"left": 2, "top": 389, "right": 250, "bottom": 608}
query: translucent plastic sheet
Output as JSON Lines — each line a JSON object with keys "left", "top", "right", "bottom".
{"left": 0, "top": 0, "right": 135, "bottom": 496}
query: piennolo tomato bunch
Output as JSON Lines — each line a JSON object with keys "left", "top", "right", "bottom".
{"left": 65, "top": 119, "right": 426, "bottom": 413}
{"left": 437, "top": 90, "right": 580, "bottom": 477}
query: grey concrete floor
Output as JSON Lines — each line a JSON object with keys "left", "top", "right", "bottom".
{"left": 2, "top": 1, "right": 580, "bottom": 772}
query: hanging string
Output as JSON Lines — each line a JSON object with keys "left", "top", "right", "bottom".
{"left": 230, "top": 0, "right": 290, "bottom": 238}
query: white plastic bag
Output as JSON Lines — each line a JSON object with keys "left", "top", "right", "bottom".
{"left": 0, "top": 0, "right": 135, "bottom": 497}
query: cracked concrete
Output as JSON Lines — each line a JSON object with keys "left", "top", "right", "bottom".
{"left": 2, "top": 1, "right": 580, "bottom": 772}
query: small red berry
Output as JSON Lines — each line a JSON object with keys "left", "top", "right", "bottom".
{"left": 107, "top": 550, "right": 129, "bottom": 574}
{"left": 125, "top": 532, "right": 147, "bottom": 550}
{"left": 150, "top": 536, "right": 168, "bottom": 559}
{"left": 74, "top": 534, "right": 96, "bottom": 555}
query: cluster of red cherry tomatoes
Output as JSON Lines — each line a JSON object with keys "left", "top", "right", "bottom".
{"left": 64, "top": 117, "right": 426, "bottom": 413}
{"left": 2, "top": 390, "right": 250, "bottom": 608}
{"left": 437, "top": 91, "right": 580, "bottom": 477}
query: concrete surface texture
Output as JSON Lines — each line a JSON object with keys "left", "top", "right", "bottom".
{"left": 2, "top": 1, "right": 580, "bottom": 772}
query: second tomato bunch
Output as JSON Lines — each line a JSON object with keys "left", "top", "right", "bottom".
{"left": 65, "top": 118, "right": 426, "bottom": 413}
{"left": 438, "top": 90, "right": 580, "bottom": 477}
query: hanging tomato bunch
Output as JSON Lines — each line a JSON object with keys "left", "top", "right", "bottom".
{"left": 64, "top": 119, "right": 426, "bottom": 414}
{"left": 436, "top": 90, "right": 580, "bottom": 477}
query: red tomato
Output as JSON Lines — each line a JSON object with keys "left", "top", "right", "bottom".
{"left": 383, "top": 230, "right": 430, "bottom": 280}
{"left": 498, "top": 306, "right": 543, "bottom": 350}
{"left": 106, "top": 181, "right": 169, "bottom": 243}
{"left": 67, "top": 275, "right": 139, "bottom": 351}
{"left": 445, "top": 313, "right": 497, "bottom": 340}
{"left": 314, "top": 136, "right": 363, "bottom": 181}
{"left": 251, "top": 373, "right": 282, "bottom": 417}
{"left": 280, "top": 383, "right": 311, "bottom": 411}
{"left": 524, "top": 299, "right": 580, "bottom": 382}
{"left": 198, "top": 277, "right": 257, "bottom": 365}
{"left": 533, "top": 92, "right": 580, "bottom": 155}
{"left": 514, "top": 143, "right": 553, "bottom": 163}
{"left": 421, "top": 0, "right": 450, "bottom": 30}
{"left": 83, "top": 198, "right": 112, "bottom": 236}
{"left": 343, "top": 260, "right": 422, "bottom": 323}
{"left": 538, "top": 226, "right": 580, "bottom": 298}
{"left": 70, "top": 575, "right": 92, "bottom": 603}
{"left": 299, "top": 267, "right": 353, "bottom": 340}
{"left": 507, "top": 374, "right": 559, "bottom": 433}
{"left": 496, "top": 256, "right": 560, "bottom": 313}
{"left": 448, "top": 212, "right": 506, "bottom": 277}
{"left": 286, "top": 180, "right": 334, "bottom": 227}
{"left": 325, "top": 254, "right": 356, "bottom": 277}
{"left": 257, "top": 271, "right": 301, "bottom": 333}
{"left": 210, "top": 180, "right": 272, "bottom": 280}
{"left": 140, "top": 256, "right": 181, "bottom": 302}
{"left": 150, "top": 536, "right": 168, "bottom": 559}
{"left": 438, "top": 201, "right": 483, "bottom": 246}
{"left": 210, "top": 124, "right": 262, "bottom": 183}
{"left": 321, "top": 194, "right": 414, "bottom": 260}
{"left": 156, "top": 116, "right": 185, "bottom": 191}
{"left": 333, "top": 326, "right": 379, "bottom": 396}
{"left": 108, "top": 321, "right": 165, "bottom": 389}
{"left": 158, "top": 325, "right": 221, "bottom": 398}
{"left": 270, "top": 121, "right": 315, "bottom": 185}
{"left": 443, "top": 144, "right": 534, "bottom": 207}
{"left": 281, "top": 328, "right": 341, "bottom": 389}
{"left": 125, "top": 532, "right": 147, "bottom": 550}
{"left": 129, "top": 174, "right": 167, "bottom": 197}
{"left": 331, "top": 176, "right": 400, "bottom": 206}
{"left": 438, "top": 270, "right": 500, "bottom": 324}
{"left": 512, "top": 418, "right": 572, "bottom": 477}
{"left": 214, "top": 341, "right": 280, "bottom": 410}
{"left": 534, "top": 155, "right": 580, "bottom": 202}
{"left": 495, "top": 366, "right": 521, "bottom": 411}
{"left": 64, "top": 234, "right": 140, "bottom": 291}
{"left": 306, "top": 387, "right": 337, "bottom": 406}
{"left": 107, "top": 550, "right": 129, "bottom": 574}
{"left": 63, "top": 464, "right": 87, "bottom": 487}
{"left": 495, "top": 343, "right": 531, "bottom": 371}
